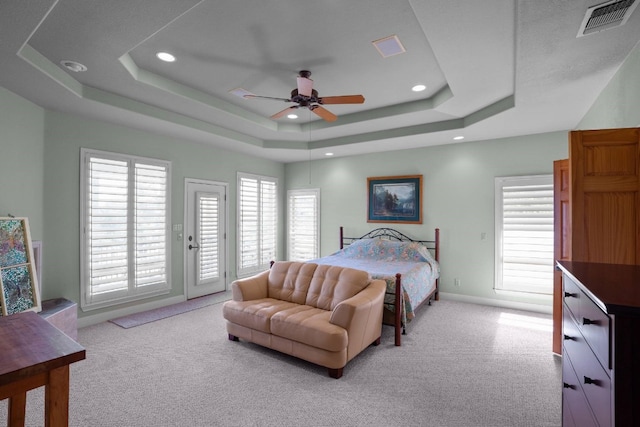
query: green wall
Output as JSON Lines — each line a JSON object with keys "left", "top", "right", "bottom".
{"left": 578, "top": 41, "right": 640, "bottom": 129}
{"left": 0, "top": 87, "right": 44, "bottom": 239}
{"left": 285, "top": 132, "right": 567, "bottom": 309}
{"left": 42, "top": 110, "right": 284, "bottom": 319}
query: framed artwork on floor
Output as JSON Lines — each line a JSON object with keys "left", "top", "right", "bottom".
{"left": 0, "top": 217, "right": 41, "bottom": 316}
{"left": 367, "top": 175, "right": 423, "bottom": 224}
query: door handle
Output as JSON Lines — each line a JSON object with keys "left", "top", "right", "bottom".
{"left": 188, "top": 244, "right": 200, "bottom": 250}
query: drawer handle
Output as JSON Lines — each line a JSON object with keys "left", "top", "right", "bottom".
{"left": 564, "top": 291, "right": 577, "bottom": 298}
{"left": 582, "top": 317, "right": 597, "bottom": 326}
{"left": 584, "top": 376, "right": 599, "bottom": 386}
{"left": 563, "top": 334, "right": 574, "bottom": 341}
{"left": 563, "top": 382, "right": 575, "bottom": 390}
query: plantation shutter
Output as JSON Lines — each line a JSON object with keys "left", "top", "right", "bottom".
{"left": 237, "top": 173, "right": 278, "bottom": 277}
{"left": 82, "top": 149, "right": 171, "bottom": 309}
{"left": 287, "top": 189, "right": 320, "bottom": 261}
{"left": 198, "top": 193, "right": 219, "bottom": 282}
{"left": 134, "top": 163, "right": 167, "bottom": 288}
{"left": 86, "top": 156, "right": 130, "bottom": 299}
{"left": 495, "top": 175, "right": 554, "bottom": 295}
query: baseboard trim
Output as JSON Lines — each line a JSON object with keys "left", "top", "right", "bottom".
{"left": 439, "top": 292, "right": 552, "bottom": 315}
{"left": 78, "top": 295, "right": 186, "bottom": 328}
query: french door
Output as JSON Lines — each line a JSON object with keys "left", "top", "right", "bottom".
{"left": 185, "top": 179, "right": 227, "bottom": 299}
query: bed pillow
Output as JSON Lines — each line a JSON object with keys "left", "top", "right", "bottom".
{"left": 342, "top": 238, "right": 436, "bottom": 263}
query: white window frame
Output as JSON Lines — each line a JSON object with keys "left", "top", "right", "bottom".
{"left": 287, "top": 188, "right": 320, "bottom": 261}
{"left": 237, "top": 172, "right": 278, "bottom": 278}
{"left": 80, "top": 148, "right": 171, "bottom": 310}
{"left": 495, "top": 174, "right": 554, "bottom": 295}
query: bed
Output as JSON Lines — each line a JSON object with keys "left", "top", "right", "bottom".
{"left": 310, "top": 226, "right": 440, "bottom": 346}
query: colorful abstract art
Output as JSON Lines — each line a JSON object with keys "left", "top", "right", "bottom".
{"left": 1, "top": 265, "right": 34, "bottom": 314}
{"left": 0, "top": 217, "right": 40, "bottom": 316}
{"left": 0, "top": 219, "right": 28, "bottom": 267}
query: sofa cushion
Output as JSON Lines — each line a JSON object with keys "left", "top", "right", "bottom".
{"left": 222, "top": 298, "right": 299, "bottom": 333}
{"left": 267, "top": 262, "right": 318, "bottom": 304}
{"left": 305, "top": 264, "right": 370, "bottom": 310}
{"left": 270, "top": 305, "right": 347, "bottom": 352}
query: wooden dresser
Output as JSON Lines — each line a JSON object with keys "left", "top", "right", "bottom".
{"left": 557, "top": 261, "right": 640, "bottom": 426}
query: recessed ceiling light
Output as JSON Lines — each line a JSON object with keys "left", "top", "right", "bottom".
{"left": 287, "top": 114, "right": 298, "bottom": 119}
{"left": 412, "top": 84, "right": 426, "bottom": 92}
{"left": 325, "top": 152, "right": 334, "bottom": 156}
{"left": 453, "top": 136, "right": 465, "bottom": 140}
{"left": 60, "top": 60, "right": 87, "bottom": 72}
{"left": 156, "top": 52, "right": 176, "bottom": 62}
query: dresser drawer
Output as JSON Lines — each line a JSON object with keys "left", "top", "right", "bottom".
{"left": 563, "top": 275, "right": 582, "bottom": 320}
{"left": 563, "top": 321, "right": 612, "bottom": 427}
{"left": 579, "top": 292, "right": 611, "bottom": 370}
{"left": 563, "top": 350, "right": 598, "bottom": 427}
{"left": 563, "top": 277, "right": 611, "bottom": 370}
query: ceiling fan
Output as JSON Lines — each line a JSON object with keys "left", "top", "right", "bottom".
{"left": 244, "top": 70, "right": 365, "bottom": 122}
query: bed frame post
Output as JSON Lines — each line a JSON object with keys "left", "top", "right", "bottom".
{"left": 435, "top": 228, "right": 440, "bottom": 301}
{"left": 394, "top": 273, "right": 402, "bottom": 346}
{"left": 339, "top": 226, "right": 344, "bottom": 249}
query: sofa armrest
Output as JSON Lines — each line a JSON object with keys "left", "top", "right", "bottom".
{"left": 329, "top": 279, "right": 386, "bottom": 356}
{"left": 231, "top": 269, "right": 270, "bottom": 301}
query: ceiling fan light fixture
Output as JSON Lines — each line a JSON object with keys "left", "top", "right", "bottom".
{"left": 372, "top": 35, "right": 406, "bottom": 58}
{"left": 453, "top": 136, "right": 465, "bottom": 140}
{"left": 412, "top": 84, "right": 427, "bottom": 92}
{"left": 156, "top": 52, "right": 176, "bottom": 62}
{"left": 287, "top": 114, "right": 298, "bottom": 119}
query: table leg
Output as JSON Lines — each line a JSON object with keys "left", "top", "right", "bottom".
{"left": 7, "top": 392, "right": 26, "bottom": 427}
{"left": 44, "top": 365, "right": 70, "bottom": 427}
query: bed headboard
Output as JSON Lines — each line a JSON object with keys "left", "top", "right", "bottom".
{"left": 339, "top": 226, "right": 439, "bottom": 262}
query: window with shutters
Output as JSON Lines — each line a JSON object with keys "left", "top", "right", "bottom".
{"left": 495, "top": 175, "right": 553, "bottom": 295}
{"left": 237, "top": 173, "right": 278, "bottom": 277}
{"left": 80, "top": 148, "right": 171, "bottom": 310}
{"left": 287, "top": 189, "right": 320, "bottom": 261}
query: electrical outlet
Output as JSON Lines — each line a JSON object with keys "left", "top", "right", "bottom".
{"left": 454, "top": 278, "right": 461, "bottom": 287}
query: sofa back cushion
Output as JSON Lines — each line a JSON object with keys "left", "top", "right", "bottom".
{"left": 268, "top": 261, "right": 318, "bottom": 304}
{"left": 306, "top": 264, "right": 371, "bottom": 310}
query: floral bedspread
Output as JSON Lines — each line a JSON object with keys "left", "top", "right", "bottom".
{"left": 310, "top": 239, "right": 440, "bottom": 325}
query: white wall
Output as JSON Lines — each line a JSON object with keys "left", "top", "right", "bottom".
{"left": 285, "top": 132, "right": 567, "bottom": 310}
{"left": 0, "top": 87, "right": 45, "bottom": 239}
{"left": 578, "top": 41, "right": 640, "bottom": 129}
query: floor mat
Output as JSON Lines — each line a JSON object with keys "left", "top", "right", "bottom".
{"left": 109, "top": 290, "right": 232, "bottom": 328}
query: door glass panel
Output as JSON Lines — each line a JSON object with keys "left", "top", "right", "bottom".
{"left": 197, "top": 193, "right": 219, "bottom": 284}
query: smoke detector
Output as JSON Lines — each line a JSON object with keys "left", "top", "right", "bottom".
{"left": 577, "top": 0, "right": 638, "bottom": 37}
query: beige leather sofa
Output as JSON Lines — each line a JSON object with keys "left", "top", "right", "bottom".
{"left": 222, "top": 261, "right": 386, "bottom": 378}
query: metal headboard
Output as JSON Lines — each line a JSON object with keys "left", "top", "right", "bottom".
{"left": 339, "top": 226, "right": 439, "bottom": 261}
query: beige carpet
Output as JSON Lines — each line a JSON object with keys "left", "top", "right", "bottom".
{"left": 0, "top": 299, "right": 561, "bottom": 426}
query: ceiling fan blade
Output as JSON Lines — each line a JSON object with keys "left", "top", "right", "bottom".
{"left": 310, "top": 105, "right": 337, "bottom": 122}
{"left": 270, "top": 106, "right": 298, "bottom": 120}
{"left": 244, "top": 94, "right": 291, "bottom": 102}
{"left": 318, "top": 95, "right": 365, "bottom": 104}
{"left": 297, "top": 76, "right": 314, "bottom": 97}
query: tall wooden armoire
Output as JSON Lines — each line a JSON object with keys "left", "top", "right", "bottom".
{"left": 552, "top": 127, "right": 640, "bottom": 354}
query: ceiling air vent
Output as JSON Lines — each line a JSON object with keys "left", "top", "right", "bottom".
{"left": 577, "top": 0, "right": 638, "bottom": 37}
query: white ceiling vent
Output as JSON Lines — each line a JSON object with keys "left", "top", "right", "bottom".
{"left": 577, "top": 0, "right": 638, "bottom": 37}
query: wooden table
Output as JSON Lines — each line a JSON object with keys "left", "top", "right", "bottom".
{"left": 0, "top": 311, "right": 86, "bottom": 427}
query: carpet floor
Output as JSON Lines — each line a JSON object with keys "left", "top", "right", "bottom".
{"left": 1, "top": 298, "right": 561, "bottom": 426}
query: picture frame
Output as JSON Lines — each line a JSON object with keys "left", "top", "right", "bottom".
{"left": 0, "top": 217, "right": 41, "bottom": 316}
{"left": 367, "top": 175, "right": 423, "bottom": 224}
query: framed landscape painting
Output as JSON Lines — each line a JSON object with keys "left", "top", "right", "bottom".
{"left": 0, "top": 217, "right": 41, "bottom": 316}
{"left": 367, "top": 175, "right": 423, "bottom": 224}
